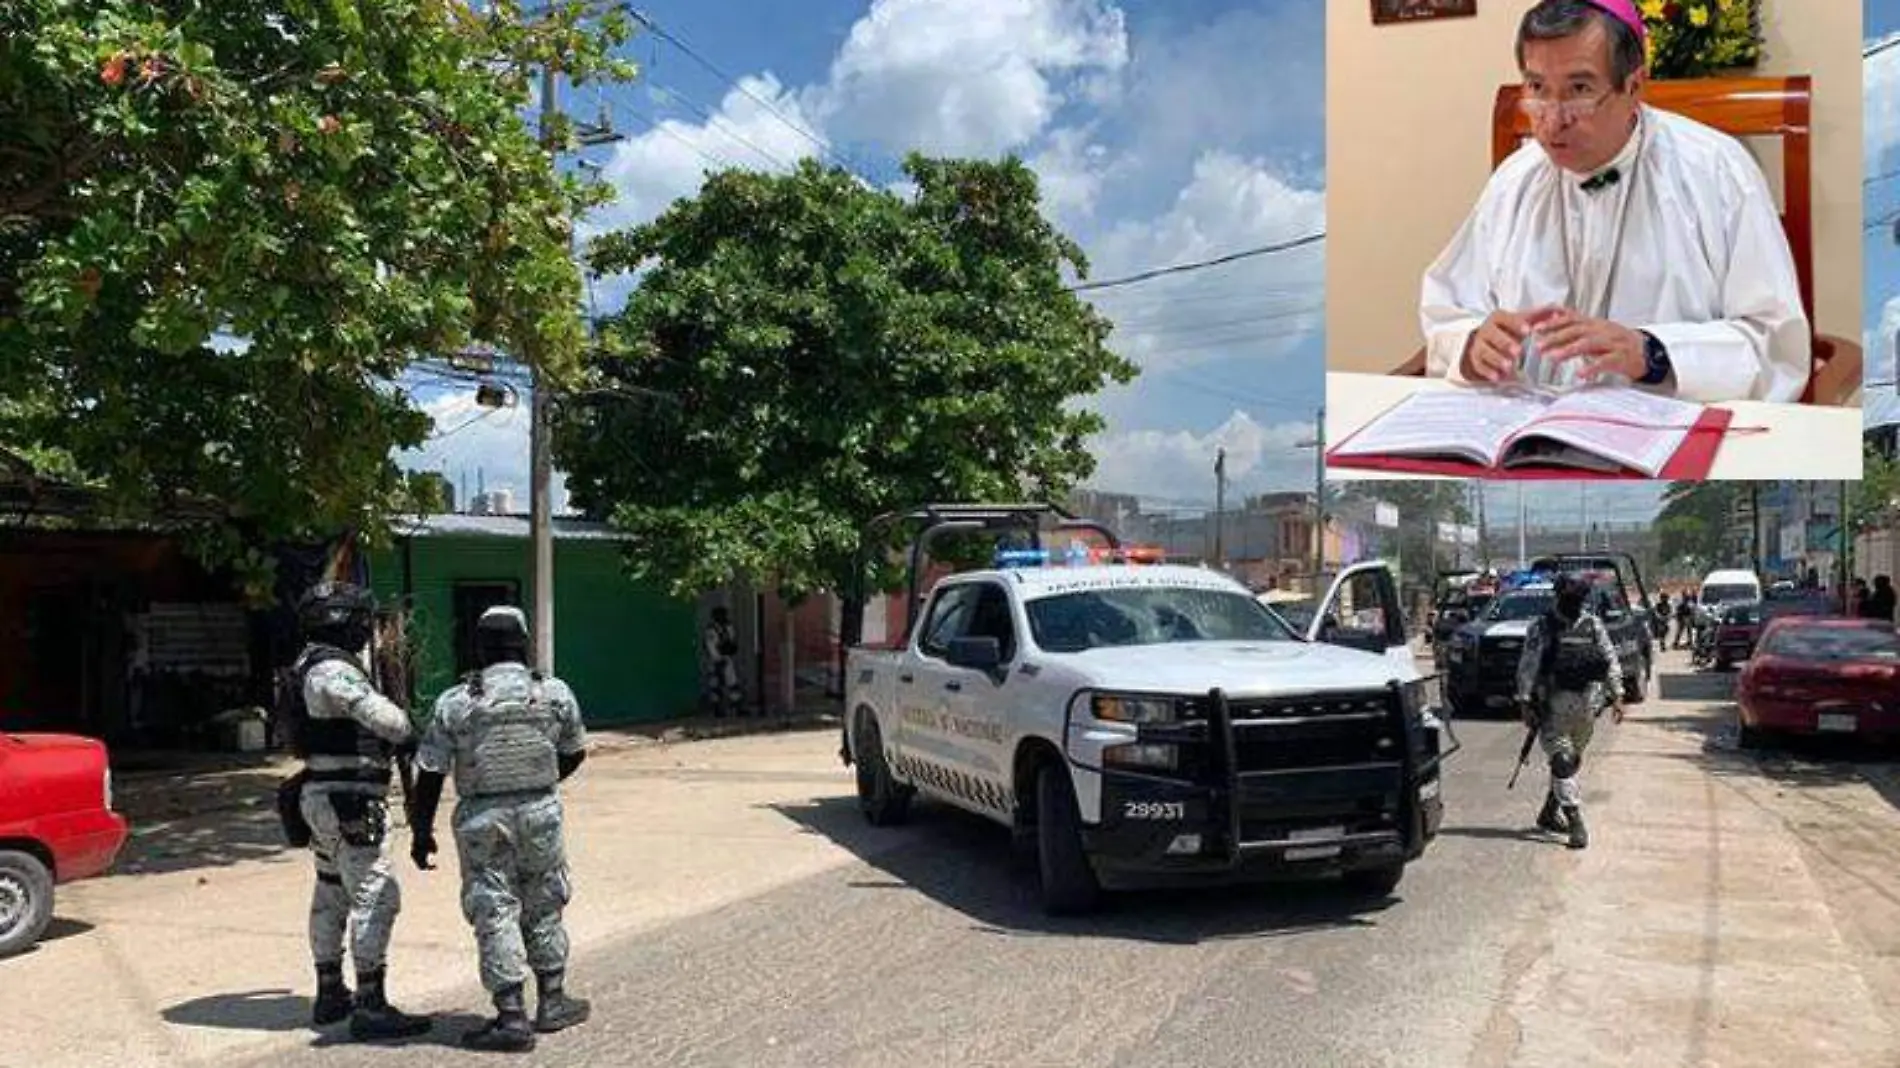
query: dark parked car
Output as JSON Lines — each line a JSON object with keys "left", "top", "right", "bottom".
{"left": 1713, "top": 602, "right": 1762, "bottom": 670}
{"left": 1736, "top": 618, "right": 1900, "bottom": 748}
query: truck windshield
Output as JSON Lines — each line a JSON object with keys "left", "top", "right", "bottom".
{"left": 1026, "top": 587, "right": 1297, "bottom": 653}
{"left": 1484, "top": 591, "right": 1553, "bottom": 621}
{"left": 1703, "top": 584, "right": 1757, "bottom": 604}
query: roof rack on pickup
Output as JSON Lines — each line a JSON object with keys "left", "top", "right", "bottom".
{"left": 850, "top": 503, "right": 1124, "bottom": 645}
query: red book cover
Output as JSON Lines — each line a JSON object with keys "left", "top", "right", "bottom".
{"left": 1324, "top": 406, "right": 1732, "bottom": 481}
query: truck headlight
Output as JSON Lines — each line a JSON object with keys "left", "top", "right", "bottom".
{"left": 1399, "top": 678, "right": 1429, "bottom": 721}
{"left": 1103, "top": 743, "right": 1179, "bottom": 771}
{"left": 1091, "top": 694, "right": 1179, "bottom": 725}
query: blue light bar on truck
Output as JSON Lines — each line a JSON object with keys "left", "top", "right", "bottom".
{"left": 992, "top": 544, "right": 1168, "bottom": 569}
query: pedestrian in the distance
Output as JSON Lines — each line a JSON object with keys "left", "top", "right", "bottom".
{"left": 409, "top": 606, "right": 591, "bottom": 1052}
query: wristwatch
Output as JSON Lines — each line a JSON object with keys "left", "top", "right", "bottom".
{"left": 1636, "top": 330, "right": 1671, "bottom": 386}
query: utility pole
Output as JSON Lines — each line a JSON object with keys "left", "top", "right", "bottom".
{"left": 1517, "top": 483, "right": 1527, "bottom": 569}
{"left": 529, "top": 63, "right": 558, "bottom": 673}
{"left": 1476, "top": 483, "right": 1490, "bottom": 569}
{"left": 1311, "top": 406, "right": 1326, "bottom": 586}
{"left": 1213, "top": 448, "right": 1226, "bottom": 568}
{"left": 1294, "top": 406, "right": 1326, "bottom": 591}
{"left": 1578, "top": 483, "right": 1587, "bottom": 552}
{"left": 1751, "top": 482, "right": 1762, "bottom": 576}
{"left": 525, "top": 27, "right": 623, "bottom": 674}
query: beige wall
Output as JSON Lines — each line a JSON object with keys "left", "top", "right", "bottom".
{"left": 1325, "top": 0, "right": 1864, "bottom": 374}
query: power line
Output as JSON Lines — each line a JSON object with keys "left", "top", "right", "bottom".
{"left": 647, "top": 80, "right": 796, "bottom": 172}
{"left": 1070, "top": 233, "right": 1326, "bottom": 293}
{"left": 622, "top": 7, "right": 872, "bottom": 182}
{"left": 1866, "top": 35, "right": 1900, "bottom": 58}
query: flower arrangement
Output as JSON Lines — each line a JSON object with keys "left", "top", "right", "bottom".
{"left": 1639, "top": 0, "right": 1765, "bottom": 80}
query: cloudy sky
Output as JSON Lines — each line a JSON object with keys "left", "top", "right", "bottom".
{"left": 397, "top": 0, "right": 1899, "bottom": 531}
{"left": 1866, "top": 3, "right": 1900, "bottom": 428}
{"left": 397, "top": 0, "right": 1328, "bottom": 516}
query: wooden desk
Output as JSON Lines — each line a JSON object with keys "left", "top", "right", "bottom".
{"left": 1323, "top": 373, "right": 1865, "bottom": 481}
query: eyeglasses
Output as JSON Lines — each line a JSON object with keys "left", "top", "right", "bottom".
{"left": 1517, "top": 87, "right": 1621, "bottom": 124}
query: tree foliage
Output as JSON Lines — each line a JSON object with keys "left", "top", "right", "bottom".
{"left": 1849, "top": 444, "right": 1900, "bottom": 537}
{"left": 559, "top": 155, "right": 1139, "bottom": 600}
{"left": 1, "top": 0, "right": 635, "bottom": 594}
{"left": 1333, "top": 482, "right": 1471, "bottom": 590}
{"left": 1656, "top": 480, "right": 1738, "bottom": 568}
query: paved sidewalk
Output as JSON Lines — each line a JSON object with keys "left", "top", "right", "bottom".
{"left": 1477, "top": 656, "right": 1900, "bottom": 1067}
{"left": 12, "top": 727, "right": 863, "bottom": 1068}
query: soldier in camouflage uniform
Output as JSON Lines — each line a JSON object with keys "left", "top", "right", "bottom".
{"left": 409, "top": 606, "right": 590, "bottom": 1052}
{"left": 701, "top": 606, "right": 745, "bottom": 717}
{"left": 1514, "top": 573, "right": 1625, "bottom": 850}
{"left": 286, "top": 582, "right": 432, "bottom": 1039}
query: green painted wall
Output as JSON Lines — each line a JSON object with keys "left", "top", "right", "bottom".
{"left": 367, "top": 536, "right": 699, "bottom": 726}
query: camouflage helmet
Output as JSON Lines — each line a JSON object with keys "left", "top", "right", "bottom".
{"left": 297, "top": 581, "right": 376, "bottom": 634}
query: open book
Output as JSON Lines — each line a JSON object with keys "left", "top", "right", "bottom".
{"left": 1326, "top": 385, "right": 1724, "bottom": 478}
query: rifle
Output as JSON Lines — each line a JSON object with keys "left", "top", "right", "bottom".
{"left": 372, "top": 611, "right": 420, "bottom": 828}
{"left": 1507, "top": 699, "right": 1540, "bottom": 790}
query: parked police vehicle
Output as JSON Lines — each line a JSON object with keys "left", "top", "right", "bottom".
{"left": 838, "top": 504, "right": 1453, "bottom": 916}
{"left": 1441, "top": 553, "right": 1654, "bottom": 716}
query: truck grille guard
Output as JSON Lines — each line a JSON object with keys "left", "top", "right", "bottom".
{"left": 1131, "top": 678, "right": 1458, "bottom": 867}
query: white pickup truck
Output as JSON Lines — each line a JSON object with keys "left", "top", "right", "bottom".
{"left": 840, "top": 505, "right": 1450, "bottom": 915}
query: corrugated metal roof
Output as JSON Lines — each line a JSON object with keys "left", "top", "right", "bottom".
{"left": 391, "top": 514, "right": 632, "bottom": 541}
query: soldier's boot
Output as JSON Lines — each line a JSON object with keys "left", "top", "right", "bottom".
{"left": 1563, "top": 806, "right": 1589, "bottom": 850}
{"left": 348, "top": 968, "right": 432, "bottom": 1042}
{"left": 312, "top": 962, "right": 353, "bottom": 1027}
{"left": 462, "top": 983, "right": 536, "bottom": 1052}
{"left": 1535, "top": 790, "right": 1569, "bottom": 834}
{"left": 534, "top": 970, "right": 592, "bottom": 1034}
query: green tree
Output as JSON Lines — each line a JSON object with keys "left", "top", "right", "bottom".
{"left": 1, "top": 1, "right": 636, "bottom": 595}
{"left": 1333, "top": 482, "right": 1471, "bottom": 592}
{"left": 560, "top": 155, "right": 1139, "bottom": 604}
{"left": 1656, "top": 480, "right": 1737, "bottom": 567}
{"left": 1849, "top": 444, "right": 1900, "bottom": 537}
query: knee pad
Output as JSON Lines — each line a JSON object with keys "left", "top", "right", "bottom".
{"left": 1549, "top": 750, "right": 1581, "bottom": 780}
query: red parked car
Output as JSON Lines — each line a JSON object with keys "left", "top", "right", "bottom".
{"left": 0, "top": 733, "right": 129, "bottom": 958}
{"left": 1736, "top": 618, "right": 1900, "bottom": 749}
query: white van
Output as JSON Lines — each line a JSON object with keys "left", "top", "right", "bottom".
{"left": 1699, "top": 569, "right": 1762, "bottom": 607}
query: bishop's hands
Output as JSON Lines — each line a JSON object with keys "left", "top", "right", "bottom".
{"left": 1529, "top": 307, "right": 1646, "bottom": 382}
{"left": 1459, "top": 310, "right": 1534, "bottom": 383}
{"left": 1458, "top": 306, "right": 1646, "bottom": 385}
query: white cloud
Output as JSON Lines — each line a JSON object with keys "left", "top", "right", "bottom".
{"left": 1084, "top": 411, "right": 1316, "bottom": 505}
{"left": 809, "top": 0, "right": 1128, "bottom": 157}
{"left": 1868, "top": 37, "right": 1900, "bottom": 171}
{"left": 581, "top": 73, "right": 821, "bottom": 241}
{"left": 1083, "top": 151, "right": 1325, "bottom": 377}
{"left": 1866, "top": 295, "right": 1900, "bottom": 428}
{"left": 395, "top": 389, "right": 575, "bottom": 514}
{"left": 1028, "top": 125, "right": 1113, "bottom": 227}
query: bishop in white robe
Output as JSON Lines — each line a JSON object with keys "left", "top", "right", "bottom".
{"left": 1420, "top": 27, "right": 1810, "bottom": 404}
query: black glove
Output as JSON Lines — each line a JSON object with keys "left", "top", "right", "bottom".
{"left": 412, "top": 830, "right": 437, "bottom": 871}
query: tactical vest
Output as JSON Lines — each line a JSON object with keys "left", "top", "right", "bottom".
{"left": 279, "top": 644, "right": 395, "bottom": 777}
{"left": 457, "top": 668, "right": 561, "bottom": 797}
{"left": 1540, "top": 616, "right": 1610, "bottom": 691}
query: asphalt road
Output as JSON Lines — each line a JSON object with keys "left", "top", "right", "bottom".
{"left": 239, "top": 672, "right": 1592, "bottom": 1068}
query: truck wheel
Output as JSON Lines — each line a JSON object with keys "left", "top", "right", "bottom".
{"left": 1342, "top": 861, "right": 1405, "bottom": 898}
{"left": 1035, "top": 764, "right": 1101, "bottom": 916}
{"left": 0, "top": 850, "right": 54, "bottom": 959}
{"left": 854, "top": 715, "right": 913, "bottom": 827}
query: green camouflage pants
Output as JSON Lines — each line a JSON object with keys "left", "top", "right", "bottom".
{"left": 454, "top": 791, "right": 572, "bottom": 993}
{"left": 1539, "top": 690, "right": 1598, "bottom": 808}
{"left": 302, "top": 786, "right": 401, "bottom": 972}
